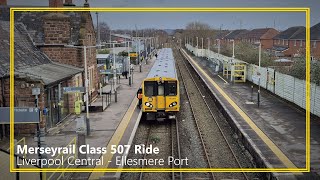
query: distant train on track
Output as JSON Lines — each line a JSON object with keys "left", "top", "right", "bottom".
{"left": 141, "top": 48, "right": 180, "bottom": 120}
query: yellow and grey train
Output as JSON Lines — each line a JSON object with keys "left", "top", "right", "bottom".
{"left": 141, "top": 48, "right": 180, "bottom": 120}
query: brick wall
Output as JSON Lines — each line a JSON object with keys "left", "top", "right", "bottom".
{"left": 260, "top": 39, "right": 274, "bottom": 50}
{"left": 41, "top": 12, "right": 99, "bottom": 99}
{"left": 311, "top": 41, "right": 320, "bottom": 60}
{"left": 285, "top": 40, "right": 305, "bottom": 57}
{"left": 43, "top": 13, "right": 70, "bottom": 44}
{"left": 41, "top": 47, "right": 83, "bottom": 67}
{"left": 1, "top": 77, "right": 46, "bottom": 134}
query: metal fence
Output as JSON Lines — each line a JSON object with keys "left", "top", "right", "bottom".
{"left": 185, "top": 43, "right": 320, "bottom": 117}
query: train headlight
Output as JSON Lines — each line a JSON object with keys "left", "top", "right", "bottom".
{"left": 145, "top": 102, "right": 153, "bottom": 108}
{"left": 169, "top": 101, "right": 178, "bottom": 107}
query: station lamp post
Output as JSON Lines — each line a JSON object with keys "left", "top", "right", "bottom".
{"left": 112, "top": 43, "right": 118, "bottom": 102}
{"left": 258, "top": 42, "right": 262, "bottom": 108}
{"left": 196, "top": 37, "right": 199, "bottom": 48}
{"left": 201, "top": 37, "right": 203, "bottom": 49}
{"left": 231, "top": 39, "right": 235, "bottom": 58}
{"left": 65, "top": 44, "right": 101, "bottom": 134}
{"left": 216, "top": 39, "right": 221, "bottom": 54}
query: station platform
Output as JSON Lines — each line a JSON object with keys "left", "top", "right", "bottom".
{"left": 75, "top": 56, "right": 156, "bottom": 180}
{"left": 181, "top": 48, "right": 320, "bottom": 179}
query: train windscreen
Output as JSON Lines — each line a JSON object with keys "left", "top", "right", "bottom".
{"left": 144, "top": 81, "right": 157, "bottom": 96}
{"left": 165, "top": 81, "right": 177, "bottom": 96}
{"left": 144, "top": 81, "right": 177, "bottom": 96}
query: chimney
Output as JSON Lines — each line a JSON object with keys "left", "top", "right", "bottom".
{"left": 64, "top": 0, "right": 75, "bottom": 6}
{"left": 49, "top": 0, "right": 63, "bottom": 7}
{"left": 0, "top": 0, "right": 7, "bottom": 5}
{"left": 43, "top": 13, "right": 71, "bottom": 44}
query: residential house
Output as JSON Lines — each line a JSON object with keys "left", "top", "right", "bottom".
{"left": 213, "top": 30, "right": 230, "bottom": 47}
{"left": 239, "top": 28, "right": 279, "bottom": 50}
{"left": 222, "top": 29, "right": 249, "bottom": 44}
{"left": 310, "top": 23, "right": 320, "bottom": 60}
{"left": 272, "top": 23, "right": 320, "bottom": 60}
{"left": 272, "top": 26, "right": 305, "bottom": 57}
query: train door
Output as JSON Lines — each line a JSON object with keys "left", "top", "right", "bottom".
{"left": 157, "top": 83, "right": 165, "bottom": 110}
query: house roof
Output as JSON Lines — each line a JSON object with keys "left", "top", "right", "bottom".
{"left": 0, "top": 6, "right": 85, "bottom": 45}
{"left": 273, "top": 26, "right": 305, "bottom": 40}
{"left": 0, "top": 20, "right": 83, "bottom": 84}
{"left": 16, "top": 62, "right": 83, "bottom": 85}
{"left": 241, "top": 28, "right": 278, "bottom": 39}
{"left": 214, "top": 30, "right": 231, "bottom": 39}
{"left": 291, "top": 23, "right": 320, "bottom": 40}
{"left": 310, "top": 23, "right": 320, "bottom": 40}
{"left": 0, "top": 20, "right": 51, "bottom": 77}
{"left": 224, "top": 29, "right": 249, "bottom": 39}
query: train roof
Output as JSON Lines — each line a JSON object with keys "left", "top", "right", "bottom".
{"left": 146, "top": 48, "right": 177, "bottom": 79}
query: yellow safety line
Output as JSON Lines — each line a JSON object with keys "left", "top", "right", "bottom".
{"left": 181, "top": 49, "right": 299, "bottom": 170}
{"left": 217, "top": 75, "right": 228, "bottom": 84}
{"left": 89, "top": 98, "right": 138, "bottom": 179}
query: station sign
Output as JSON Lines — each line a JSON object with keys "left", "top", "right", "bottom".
{"left": 63, "top": 87, "right": 85, "bottom": 94}
{"left": 99, "top": 69, "right": 113, "bottom": 74}
{"left": 0, "top": 107, "right": 40, "bottom": 124}
{"left": 129, "top": 52, "right": 138, "bottom": 57}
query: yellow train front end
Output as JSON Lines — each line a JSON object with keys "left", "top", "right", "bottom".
{"left": 142, "top": 77, "right": 180, "bottom": 120}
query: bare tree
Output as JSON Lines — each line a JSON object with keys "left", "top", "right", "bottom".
{"left": 182, "top": 21, "right": 216, "bottom": 48}
{"left": 98, "top": 22, "right": 110, "bottom": 42}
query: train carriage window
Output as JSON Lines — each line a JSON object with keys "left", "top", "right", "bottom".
{"left": 144, "top": 81, "right": 157, "bottom": 96}
{"left": 165, "top": 81, "right": 177, "bottom": 96}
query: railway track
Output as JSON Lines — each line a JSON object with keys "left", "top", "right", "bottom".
{"left": 174, "top": 45, "right": 250, "bottom": 180}
{"left": 139, "top": 119, "right": 182, "bottom": 180}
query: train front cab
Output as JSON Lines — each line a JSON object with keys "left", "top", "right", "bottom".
{"left": 142, "top": 77, "right": 179, "bottom": 121}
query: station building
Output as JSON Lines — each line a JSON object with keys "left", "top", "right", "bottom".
{"left": 0, "top": 0, "right": 99, "bottom": 135}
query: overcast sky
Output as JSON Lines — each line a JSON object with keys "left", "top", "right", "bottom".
{"left": 9, "top": 0, "right": 320, "bottom": 30}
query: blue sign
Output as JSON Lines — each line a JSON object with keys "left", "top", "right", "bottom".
{"left": 63, "top": 87, "right": 85, "bottom": 94}
{"left": 0, "top": 107, "right": 40, "bottom": 124}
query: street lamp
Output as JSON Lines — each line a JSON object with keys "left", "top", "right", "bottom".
{"left": 112, "top": 43, "right": 118, "bottom": 103}
{"left": 207, "top": 38, "right": 210, "bottom": 50}
{"left": 216, "top": 39, "right": 221, "bottom": 54}
{"left": 258, "top": 42, "right": 262, "bottom": 108}
{"left": 196, "top": 37, "right": 199, "bottom": 48}
{"left": 231, "top": 39, "right": 235, "bottom": 58}
{"left": 64, "top": 44, "right": 100, "bottom": 135}
{"left": 201, "top": 37, "right": 203, "bottom": 49}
